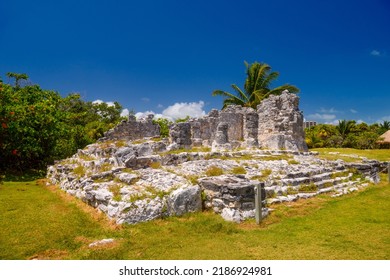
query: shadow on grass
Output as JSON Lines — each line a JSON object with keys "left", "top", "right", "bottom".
{"left": 1, "top": 169, "right": 46, "bottom": 182}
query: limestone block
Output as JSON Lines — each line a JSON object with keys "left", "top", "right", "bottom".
{"left": 167, "top": 185, "right": 202, "bottom": 216}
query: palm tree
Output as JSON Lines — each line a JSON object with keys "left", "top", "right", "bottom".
{"left": 336, "top": 120, "right": 355, "bottom": 140}
{"left": 212, "top": 61, "right": 299, "bottom": 109}
{"left": 377, "top": 120, "right": 390, "bottom": 135}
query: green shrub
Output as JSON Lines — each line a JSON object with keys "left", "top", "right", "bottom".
{"left": 153, "top": 118, "right": 172, "bottom": 138}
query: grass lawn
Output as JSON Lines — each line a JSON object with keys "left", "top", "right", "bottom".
{"left": 311, "top": 148, "right": 390, "bottom": 162}
{"left": 1, "top": 175, "right": 389, "bottom": 260}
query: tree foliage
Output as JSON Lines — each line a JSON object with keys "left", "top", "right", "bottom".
{"left": 305, "top": 120, "right": 388, "bottom": 149}
{"left": 0, "top": 75, "right": 125, "bottom": 172}
{"left": 212, "top": 60, "right": 299, "bottom": 109}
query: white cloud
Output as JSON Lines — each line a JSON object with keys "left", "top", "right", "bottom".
{"left": 350, "top": 109, "right": 358, "bottom": 114}
{"left": 370, "top": 50, "right": 381, "bottom": 56}
{"left": 306, "top": 113, "right": 337, "bottom": 122}
{"left": 92, "top": 99, "right": 104, "bottom": 104}
{"left": 135, "top": 110, "right": 156, "bottom": 119}
{"left": 134, "top": 101, "right": 207, "bottom": 122}
{"left": 162, "top": 101, "right": 206, "bottom": 120}
{"left": 157, "top": 104, "right": 164, "bottom": 108}
{"left": 120, "top": 108, "right": 130, "bottom": 117}
{"left": 92, "top": 99, "right": 115, "bottom": 107}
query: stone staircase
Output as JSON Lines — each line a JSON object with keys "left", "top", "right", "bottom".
{"left": 265, "top": 167, "right": 369, "bottom": 205}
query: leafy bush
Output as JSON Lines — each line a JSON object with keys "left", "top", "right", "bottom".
{"left": 0, "top": 75, "right": 125, "bottom": 172}
{"left": 153, "top": 118, "right": 172, "bottom": 138}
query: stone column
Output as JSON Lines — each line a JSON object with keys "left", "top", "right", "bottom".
{"left": 243, "top": 108, "right": 259, "bottom": 148}
{"left": 211, "top": 122, "right": 231, "bottom": 151}
{"left": 168, "top": 122, "right": 192, "bottom": 150}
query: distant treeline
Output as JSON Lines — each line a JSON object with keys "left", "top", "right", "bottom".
{"left": 305, "top": 120, "right": 390, "bottom": 149}
{"left": 0, "top": 73, "right": 125, "bottom": 172}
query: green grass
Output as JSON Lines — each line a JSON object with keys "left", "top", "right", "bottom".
{"left": 0, "top": 181, "right": 118, "bottom": 260}
{"left": 312, "top": 148, "right": 390, "bottom": 162}
{"left": 1, "top": 176, "right": 389, "bottom": 259}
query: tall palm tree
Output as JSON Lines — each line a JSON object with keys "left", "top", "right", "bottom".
{"left": 212, "top": 61, "right": 299, "bottom": 109}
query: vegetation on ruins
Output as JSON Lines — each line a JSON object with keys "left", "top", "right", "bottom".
{"left": 212, "top": 60, "right": 299, "bottom": 109}
{"left": 0, "top": 73, "right": 125, "bottom": 173}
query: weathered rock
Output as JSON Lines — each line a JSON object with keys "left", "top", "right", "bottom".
{"left": 257, "top": 91, "right": 308, "bottom": 151}
{"left": 212, "top": 122, "right": 232, "bottom": 151}
{"left": 88, "top": 238, "right": 115, "bottom": 248}
{"left": 102, "top": 114, "right": 160, "bottom": 141}
{"left": 115, "top": 172, "right": 138, "bottom": 184}
{"left": 199, "top": 175, "right": 265, "bottom": 222}
{"left": 169, "top": 122, "right": 192, "bottom": 149}
{"left": 167, "top": 185, "right": 202, "bottom": 216}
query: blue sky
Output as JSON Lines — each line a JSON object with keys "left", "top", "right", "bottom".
{"left": 1, "top": 0, "right": 389, "bottom": 124}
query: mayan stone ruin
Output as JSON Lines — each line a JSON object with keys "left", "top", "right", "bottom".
{"left": 47, "top": 92, "right": 382, "bottom": 224}
{"left": 102, "top": 91, "right": 308, "bottom": 152}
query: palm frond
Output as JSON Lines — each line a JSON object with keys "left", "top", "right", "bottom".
{"left": 268, "top": 84, "right": 300, "bottom": 96}
{"left": 230, "top": 84, "right": 248, "bottom": 102}
{"left": 212, "top": 89, "right": 246, "bottom": 106}
{"left": 261, "top": 71, "right": 279, "bottom": 89}
{"left": 212, "top": 59, "right": 300, "bottom": 109}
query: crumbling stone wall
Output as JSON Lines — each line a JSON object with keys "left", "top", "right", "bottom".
{"left": 99, "top": 92, "right": 307, "bottom": 152}
{"left": 257, "top": 91, "right": 307, "bottom": 151}
{"left": 169, "top": 92, "right": 308, "bottom": 152}
{"left": 102, "top": 114, "right": 160, "bottom": 141}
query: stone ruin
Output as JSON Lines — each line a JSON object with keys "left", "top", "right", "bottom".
{"left": 47, "top": 92, "right": 383, "bottom": 224}
{"left": 103, "top": 91, "right": 308, "bottom": 152}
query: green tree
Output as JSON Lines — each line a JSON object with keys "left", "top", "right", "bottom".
{"left": 6, "top": 72, "right": 29, "bottom": 88}
{"left": 379, "top": 120, "right": 390, "bottom": 135}
{"left": 336, "top": 120, "right": 356, "bottom": 141}
{"left": 0, "top": 73, "right": 126, "bottom": 173}
{"left": 212, "top": 60, "right": 299, "bottom": 109}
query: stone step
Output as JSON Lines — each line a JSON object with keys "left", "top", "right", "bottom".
{"left": 267, "top": 179, "right": 366, "bottom": 205}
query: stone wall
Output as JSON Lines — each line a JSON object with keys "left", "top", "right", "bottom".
{"left": 101, "top": 114, "right": 160, "bottom": 141}
{"left": 257, "top": 91, "right": 307, "bottom": 151}
{"left": 169, "top": 92, "right": 308, "bottom": 152}
{"left": 98, "top": 92, "right": 307, "bottom": 152}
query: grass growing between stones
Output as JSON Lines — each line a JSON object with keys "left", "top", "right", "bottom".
{"left": 1, "top": 177, "right": 389, "bottom": 260}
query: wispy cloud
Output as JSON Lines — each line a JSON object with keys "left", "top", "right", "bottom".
{"left": 141, "top": 97, "right": 150, "bottom": 103}
{"left": 319, "top": 108, "right": 338, "bottom": 114}
{"left": 370, "top": 50, "right": 381, "bottom": 56}
{"left": 350, "top": 109, "right": 358, "bottom": 114}
{"left": 377, "top": 116, "right": 390, "bottom": 123}
{"left": 306, "top": 113, "right": 337, "bottom": 122}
